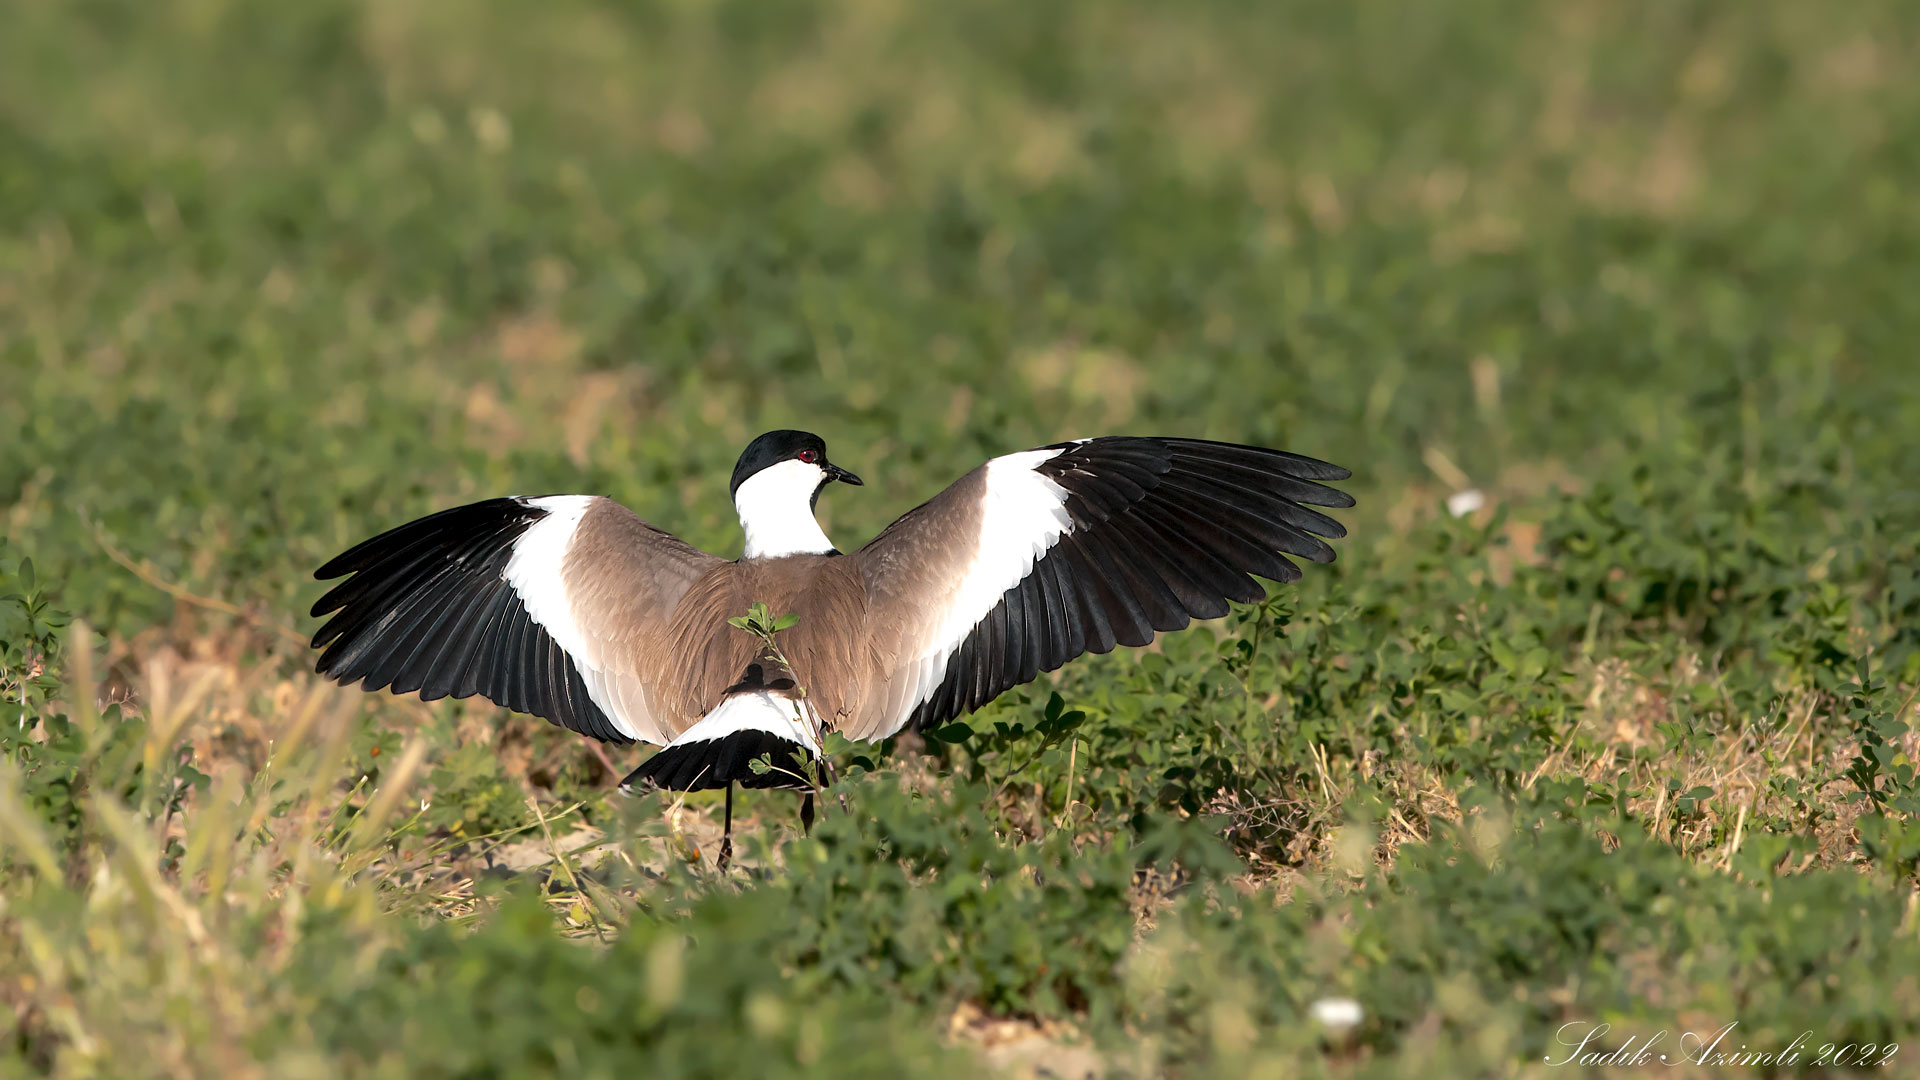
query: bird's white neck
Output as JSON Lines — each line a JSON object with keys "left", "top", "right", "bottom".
{"left": 735, "top": 459, "right": 836, "bottom": 558}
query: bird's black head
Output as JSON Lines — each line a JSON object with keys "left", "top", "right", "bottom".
{"left": 729, "top": 429, "right": 863, "bottom": 500}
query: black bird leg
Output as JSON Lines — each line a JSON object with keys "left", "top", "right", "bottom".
{"left": 717, "top": 781, "right": 734, "bottom": 873}
{"left": 821, "top": 755, "right": 852, "bottom": 816}
{"left": 799, "top": 791, "right": 816, "bottom": 835}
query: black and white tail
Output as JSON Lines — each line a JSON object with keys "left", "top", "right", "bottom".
{"left": 620, "top": 654, "right": 824, "bottom": 793}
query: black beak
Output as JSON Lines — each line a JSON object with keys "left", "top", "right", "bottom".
{"left": 825, "top": 463, "right": 863, "bottom": 486}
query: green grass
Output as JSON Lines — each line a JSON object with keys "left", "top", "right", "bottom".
{"left": 4, "top": 0, "right": 1920, "bottom": 1075}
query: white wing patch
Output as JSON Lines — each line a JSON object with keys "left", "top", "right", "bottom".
{"left": 578, "top": 667, "right": 661, "bottom": 744}
{"left": 502, "top": 495, "right": 595, "bottom": 656}
{"left": 904, "top": 447, "right": 1075, "bottom": 714}
{"left": 501, "top": 495, "right": 651, "bottom": 741}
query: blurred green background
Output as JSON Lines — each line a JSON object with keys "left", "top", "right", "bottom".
{"left": 6, "top": 0, "right": 1914, "bottom": 633}
{"left": 4, "top": 0, "right": 1920, "bottom": 1075}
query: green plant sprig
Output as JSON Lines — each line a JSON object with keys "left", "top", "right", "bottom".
{"left": 728, "top": 603, "right": 827, "bottom": 793}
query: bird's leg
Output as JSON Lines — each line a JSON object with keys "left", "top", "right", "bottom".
{"left": 799, "top": 791, "right": 816, "bottom": 835}
{"left": 820, "top": 754, "right": 852, "bottom": 816}
{"left": 717, "top": 781, "right": 734, "bottom": 873}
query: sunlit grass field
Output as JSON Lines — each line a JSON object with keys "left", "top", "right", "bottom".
{"left": 4, "top": 0, "right": 1920, "bottom": 1075}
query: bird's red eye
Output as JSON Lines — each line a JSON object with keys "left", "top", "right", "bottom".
{"left": 798, "top": 449, "right": 819, "bottom": 464}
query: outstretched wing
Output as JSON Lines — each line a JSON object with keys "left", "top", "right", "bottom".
{"left": 844, "top": 437, "right": 1353, "bottom": 741}
{"left": 310, "top": 496, "right": 723, "bottom": 745}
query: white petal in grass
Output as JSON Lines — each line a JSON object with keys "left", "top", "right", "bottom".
{"left": 1309, "top": 996, "right": 1364, "bottom": 1032}
{"left": 1446, "top": 488, "right": 1485, "bottom": 518}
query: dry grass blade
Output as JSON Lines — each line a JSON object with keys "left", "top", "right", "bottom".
{"left": 348, "top": 737, "right": 429, "bottom": 854}
{"left": 527, "top": 796, "right": 618, "bottom": 933}
{"left": 82, "top": 510, "right": 308, "bottom": 646}
{"left": 64, "top": 620, "right": 98, "bottom": 741}
{"left": 0, "top": 761, "right": 65, "bottom": 883}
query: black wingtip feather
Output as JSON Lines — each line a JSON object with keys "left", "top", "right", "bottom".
{"left": 313, "top": 498, "right": 538, "bottom": 580}
{"left": 1161, "top": 438, "right": 1353, "bottom": 485}
{"left": 904, "top": 434, "right": 1351, "bottom": 733}
{"left": 310, "top": 497, "right": 631, "bottom": 745}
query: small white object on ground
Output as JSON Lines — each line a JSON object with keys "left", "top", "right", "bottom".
{"left": 1309, "top": 996, "right": 1365, "bottom": 1032}
{"left": 1446, "top": 488, "right": 1485, "bottom": 518}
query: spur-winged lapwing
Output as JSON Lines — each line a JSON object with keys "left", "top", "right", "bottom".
{"left": 310, "top": 431, "right": 1353, "bottom": 866}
